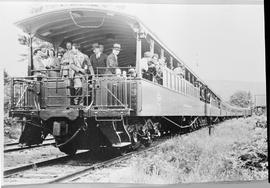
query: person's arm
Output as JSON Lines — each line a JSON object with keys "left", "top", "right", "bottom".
{"left": 85, "top": 55, "right": 94, "bottom": 75}
{"left": 70, "top": 57, "right": 85, "bottom": 74}
{"left": 106, "top": 55, "right": 115, "bottom": 74}
{"left": 51, "top": 58, "right": 60, "bottom": 69}
{"left": 106, "top": 55, "right": 114, "bottom": 68}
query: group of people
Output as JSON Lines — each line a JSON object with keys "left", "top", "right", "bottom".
{"left": 139, "top": 51, "right": 186, "bottom": 85}
{"left": 33, "top": 41, "right": 122, "bottom": 77}
{"left": 33, "top": 41, "right": 187, "bottom": 105}
{"left": 33, "top": 44, "right": 61, "bottom": 77}
{"left": 33, "top": 41, "right": 123, "bottom": 105}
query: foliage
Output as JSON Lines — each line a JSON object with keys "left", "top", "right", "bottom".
{"left": 129, "top": 117, "right": 267, "bottom": 184}
{"left": 4, "top": 70, "right": 11, "bottom": 113}
{"left": 229, "top": 91, "right": 252, "bottom": 108}
{"left": 4, "top": 117, "right": 22, "bottom": 140}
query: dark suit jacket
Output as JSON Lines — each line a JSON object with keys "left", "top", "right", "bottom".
{"left": 90, "top": 53, "right": 108, "bottom": 75}
{"left": 106, "top": 53, "right": 118, "bottom": 74}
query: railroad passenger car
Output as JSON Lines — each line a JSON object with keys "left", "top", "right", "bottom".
{"left": 9, "top": 7, "right": 251, "bottom": 155}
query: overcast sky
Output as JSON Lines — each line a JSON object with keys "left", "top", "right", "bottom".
{"left": 0, "top": 2, "right": 265, "bottom": 83}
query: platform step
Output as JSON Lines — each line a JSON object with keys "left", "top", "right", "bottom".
{"left": 112, "top": 142, "right": 131, "bottom": 147}
{"left": 116, "top": 131, "right": 123, "bottom": 134}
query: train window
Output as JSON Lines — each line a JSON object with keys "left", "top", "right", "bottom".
{"left": 191, "top": 74, "right": 194, "bottom": 85}
{"left": 185, "top": 69, "right": 188, "bottom": 81}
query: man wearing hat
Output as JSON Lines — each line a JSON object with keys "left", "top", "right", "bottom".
{"left": 106, "top": 43, "right": 121, "bottom": 75}
{"left": 70, "top": 43, "right": 94, "bottom": 105}
{"left": 90, "top": 43, "right": 108, "bottom": 75}
{"left": 151, "top": 53, "right": 163, "bottom": 84}
{"left": 61, "top": 41, "right": 74, "bottom": 78}
{"left": 99, "top": 44, "right": 105, "bottom": 53}
{"left": 140, "top": 51, "right": 153, "bottom": 80}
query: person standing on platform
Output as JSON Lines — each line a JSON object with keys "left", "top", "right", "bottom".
{"left": 90, "top": 43, "right": 108, "bottom": 76}
{"left": 106, "top": 43, "right": 121, "bottom": 75}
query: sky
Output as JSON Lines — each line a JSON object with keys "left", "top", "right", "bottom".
{"left": 0, "top": 2, "right": 265, "bottom": 83}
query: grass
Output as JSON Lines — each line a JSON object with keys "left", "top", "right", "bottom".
{"left": 129, "top": 116, "right": 268, "bottom": 184}
{"left": 4, "top": 116, "right": 22, "bottom": 142}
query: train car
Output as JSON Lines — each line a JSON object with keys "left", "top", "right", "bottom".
{"left": 9, "top": 7, "right": 250, "bottom": 155}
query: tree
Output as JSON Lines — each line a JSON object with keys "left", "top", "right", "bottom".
{"left": 229, "top": 91, "right": 252, "bottom": 108}
{"left": 4, "top": 70, "right": 11, "bottom": 113}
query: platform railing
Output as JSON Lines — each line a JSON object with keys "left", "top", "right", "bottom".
{"left": 96, "top": 67, "right": 136, "bottom": 78}
{"left": 92, "top": 76, "right": 133, "bottom": 110}
{"left": 10, "top": 76, "right": 42, "bottom": 110}
{"left": 10, "top": 74, "right": 94, "bottom": 110}
{"left": 162, "top": 67, "right": 200, "bottom": 99}
{"left": 11, "top": 67, "right": 135, "bottom": 111}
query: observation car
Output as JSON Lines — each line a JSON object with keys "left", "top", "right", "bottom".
{"left": 9, "top": 7, "right": 251, "bottom": 155}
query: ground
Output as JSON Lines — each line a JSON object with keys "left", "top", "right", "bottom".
{"left": 3, "top": 115, "right": 268, "bottom": 184}
{"left": 74, "top": 115, "right": 268, "bottom": 184}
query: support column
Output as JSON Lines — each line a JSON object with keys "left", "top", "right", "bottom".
{"left": 28, "top": 36, "right": 33, "bottom": 76}
{"left": 135, "top": 33, "right": 142, "bottom": 78}
{"left": 150, "top": 39, "right": 154, "bottom": 54}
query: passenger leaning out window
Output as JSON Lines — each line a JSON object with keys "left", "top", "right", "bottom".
{"left": 173, "top": 63, "right": 185, "bottom": 79}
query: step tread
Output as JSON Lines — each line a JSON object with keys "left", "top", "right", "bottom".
{"left": 112, "top": 142, "right": 131, "bottom": 147}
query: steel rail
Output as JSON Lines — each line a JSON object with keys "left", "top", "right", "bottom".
{"left": 4, "top": 142, "right": 55, "bottom": 153}
{"left": 4, "top": 138, "right": 54, "bottom": 147}
{"left": 47, "top": 144, "right": 162, "bottom": 183}
{"left": 3, "top": 151, "right": 89, "bottom": 177}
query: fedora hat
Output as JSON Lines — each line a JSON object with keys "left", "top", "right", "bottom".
{"left": 39, "top": 44, "right": 47, "bottom": 49}
{"left": 92, "top": 43, "right": 99, "bottom": 50}
{"left": 144, "top": 51, "right": 153, "bottom": 58}
{"left": 72, "top": 43, "right": 80, "bottom": 48}
{"left": 153, "top": 53, "right": 159, "bottom": 59}
{"left": 112, "top": 43, "right": 121, "bottom": 51}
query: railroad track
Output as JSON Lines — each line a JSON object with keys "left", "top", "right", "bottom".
{"left": 47, "top": 142, "right": 163, "bottom": 183}
{"left": 4, "top": 150, "right": 90, "bottom": 177}
{"left": 3, "top": 137, "right": 167, "bottom": 185}
{"left": 3, "top": 125, "right": 210, "bottom": 185}
{"left": 4, "top": 138, "right": 55, "bottom": 153}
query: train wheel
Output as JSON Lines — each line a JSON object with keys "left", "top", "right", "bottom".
{"left": 19, "top": 121, "right": 45, "bottom": 146}
{"left": 59, "top": 143, "right": 77, "bottom": 156}
{"left": 56, "top": 137, "right": 78, "bottom": 156}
